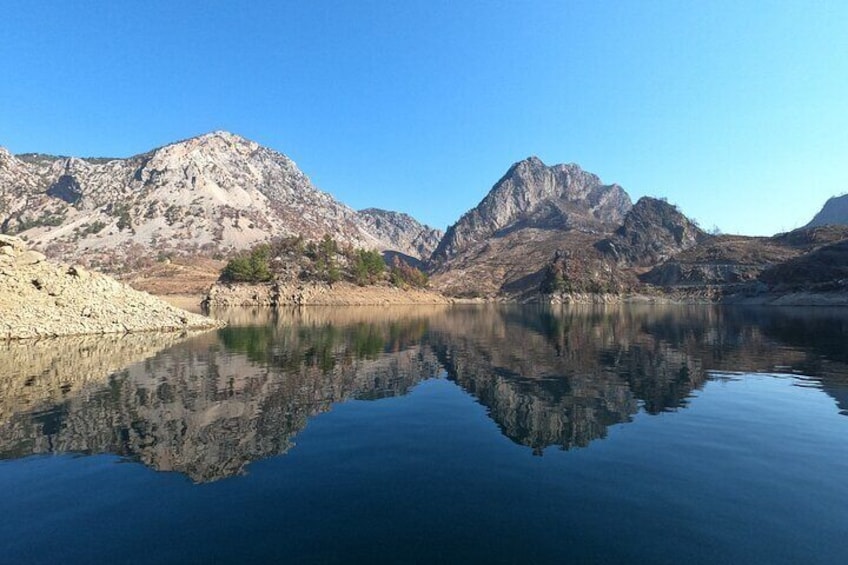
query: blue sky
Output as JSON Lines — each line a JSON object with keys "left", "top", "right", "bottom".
{"left": 2, "top": 1, "right": 846, "bottom": 235}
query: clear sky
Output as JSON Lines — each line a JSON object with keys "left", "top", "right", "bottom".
{"left": 2, "top": 1, "right": 846, "bottom": 235}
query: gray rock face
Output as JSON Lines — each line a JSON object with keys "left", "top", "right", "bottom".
{"left": 431, "top": 157, "right": 632, "bottom": 263}
{"left": 807, "top": 194, "right": 848, "bottom": 228}
{"left": 0, "top": 132, "right": 428, "bottom": 271}
{"left": 597, "top": 197, "right": 707, "bottom": 267}
{"left": 357, "top": 208, "right": 443, "bottom": 260}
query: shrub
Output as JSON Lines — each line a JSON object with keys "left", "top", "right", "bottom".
{"left": 116, "top": 211, "right": 132, "bottom": 232}
{"left": 390, "top": 257, "right": 429, "bottom": 288}
{"left": 221, "top": 244, "right": 273, "bottom": 282}
{"left": 312, "top": 235, "right": 341, "bottom": 283}
{"left": 353, "top": 249, "right": 386, "bottom": 285}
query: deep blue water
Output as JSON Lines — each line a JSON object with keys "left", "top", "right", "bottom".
{"left": 1, "top": 305, "right": 847, "bottom": 563}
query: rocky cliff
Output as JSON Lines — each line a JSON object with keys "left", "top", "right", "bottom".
{"left": 431, "top": 157, "right": 632, "bottom": 264}
{"left": 806, "top": 194, "right": 848, "bottom": 228}
{"left": 0, "top": 132, "right": 432, "bottom": 273}
{"left": 205, "top": 280, "right": 450, "bottom": 307}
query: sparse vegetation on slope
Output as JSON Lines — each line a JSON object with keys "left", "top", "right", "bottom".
{"left": 218, "top": 235, "right": 427, "bottom": 289}
{"left": 389, "top": 256, "right": 430, "bottom": 289}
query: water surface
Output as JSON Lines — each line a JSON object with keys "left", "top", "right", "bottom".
{"left": 1, "top": 305, "right": 847, "bottom": 563}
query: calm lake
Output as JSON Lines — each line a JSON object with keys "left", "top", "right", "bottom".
{"left": 1, "top": 304, "right": 847, "bottom": 564}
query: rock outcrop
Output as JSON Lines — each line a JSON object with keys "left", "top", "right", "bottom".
{"left": 428, "top": 158, "right": 635, "bottom": 298}
{"left": 597, "top": 197, "right": 708, "bottom": 267}
{"left": 806, "top": 194, "right": 848, "bottom": 228}
{"left": 641, "top": 225, "right": 848, "bottom": 299}
{"left": 431, "top": 157, "right": 632, "bottom": 264}
{"left": 204, "top": 281, "right": 451, "bottom": 307}
{"left": 0, "top": 132, "right": 433, "bottom": 274}
{"left": 0, "top": 234, "right": 220, "bottom": 339}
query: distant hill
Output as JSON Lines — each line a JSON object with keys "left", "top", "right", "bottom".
{"left": 642, "top": 225, "right": 848, "bottom": 294}
{"left": 357, "top": 208, "right": 443, "bottom": 261}
{"left": 806, "top": 194, "right": 848, "bottom": 228}
{"left": 0, "top": 132, "right": 435, "bottom": 275}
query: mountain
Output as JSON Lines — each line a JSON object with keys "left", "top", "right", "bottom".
{"left": 428, "top": 157, "right": 633, "bottom": 298}
{"left": 356, "top": 208, "right": 443, "bottom": 261}
{"left": 431, "top": 157, "right": 632, "bottom": 264}
{"left": 0, "top": 132, "right": 432, "bottom": 274}
{"left": 806, "top": 194, "right": 848, "bottom": 228}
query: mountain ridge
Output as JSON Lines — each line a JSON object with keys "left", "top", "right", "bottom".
{"left": 0, "top": 131, "right": 437, "bottom": 273}
{"left": 357, "top": 207, "right": 443, "bottom": 261}
{"left": 4, "top": 132, "right": 846, "bottom": 303}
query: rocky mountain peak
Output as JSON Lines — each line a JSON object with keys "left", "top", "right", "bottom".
{"left": 431, "top": 158, "right": 632, "bottom": 263}
{"left": 503, "top": 155, "right": 545, "bottom": 175}
{"left": 161, "top": 130, "right": 256, "bottom": 152}
{"left": 806, "top": 194, "right": 848, "bottom": 228}
{"left": 619, "top": 197, "right": 704, "bottom": 243}
{"left": 198, "top": 129, "right": 245, "bottom": 142}
{"left": 143, "top": 131, "right": 266, "bottom": 171}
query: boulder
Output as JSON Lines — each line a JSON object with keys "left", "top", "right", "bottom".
{"left": 0, "top": 234, "right": 25, "bottom": 251}
{"left": 16, "top": 250, "right": 46, "bottom": 266}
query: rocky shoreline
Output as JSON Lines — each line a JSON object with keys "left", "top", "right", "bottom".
{"left": 540, "top": 290, "right": 848, "bottom": 307}
{"left": 203, "top": 281, "right": 848, "bottom": 308}
{"left": 0, "top": 235, "right": 222, "bottom": 339}
{"left": 203, "top": 280, "right": 451, "bottom": 307}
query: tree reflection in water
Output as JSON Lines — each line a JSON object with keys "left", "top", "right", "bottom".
{"left": 1, "top": 304, "right": 846, "bottom": 481}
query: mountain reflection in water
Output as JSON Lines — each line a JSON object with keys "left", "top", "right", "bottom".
{"left": 1, "top": 304, "right": 847, "bottom": 482}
